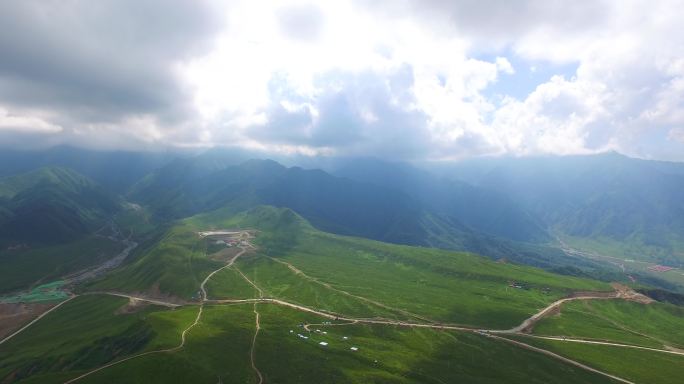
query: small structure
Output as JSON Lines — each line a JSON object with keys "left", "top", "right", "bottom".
{"left": 342, "top": 336, "right": 349, "bottom": 340}
{"left": 319, "top": 342, "right": 328, "bottom": 346}
{"left": 350, "top": 347, "right": 358, "bottom": 351}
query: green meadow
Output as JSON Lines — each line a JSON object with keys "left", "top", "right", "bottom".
{"left": 1, "top": 298, "right": 616, "bottom": 384}
{"left": 92, "top": 206, "right": 611, "bottom": 329}
{"left": 515, "top": 337, "right": 684, "bottom": 384}
{"left": 532, "top": 299, "right": 684, "bottom": 349}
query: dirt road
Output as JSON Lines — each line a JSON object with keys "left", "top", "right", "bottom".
{"left": 250, "top": 303, "right": 264, "bottom": 384}
{"left": 63, "top": 304, "right": 204, "bottom": 384}
{"left": 0, "top": 296, "right": 75, "bottom": 346}
{"left": 500, "top": 294, "right": 618, "bottom": 334}
{"left": 487, "top": 334, "right": 635, "bottom": 384}
{"left": 200, "top": 245, "right": 251, "bottom": 301}
{"left": 522, "top": 334, "right": 684, "bottom": 357}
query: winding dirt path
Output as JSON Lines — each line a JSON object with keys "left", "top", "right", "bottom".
{"left": 200, "top": 247, "right": 249, "bottom": 301}
{"left": 21, "top": 291, "right": 664, "bottom": 384}
{"left": 63, "top": 233, "right": 255, "bottom": 383}
{"left": 250, "top": 303, "right": 264, "bottom": 384}
{"left": 500, "top": 294, "right": 618, "bottom": 334}
{"left": 63, "top": 305, "right": 204, "bottom": 384}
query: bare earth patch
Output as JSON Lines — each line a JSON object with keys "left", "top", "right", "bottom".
{"left": 611, "top": 283, "right": 654, "bottom": 304}
{"left": 115, "top": 297, "right": 151, "bottom": 315}
{"left": 0, "top": 302, "right": 54, "bottom": 339}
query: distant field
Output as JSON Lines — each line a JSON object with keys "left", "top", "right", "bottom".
{"left": 533, "top": 299, "right": 684, "bottom": 349}
{"left": 560, "top": 234, "right": 684, "bottom": 293}
{"left": 0, "top": 236, "right": 123, "bottom": 293}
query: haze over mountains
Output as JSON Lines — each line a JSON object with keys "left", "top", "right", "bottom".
{"left": 2, "top": 147, "right": 683, "bottom": 290}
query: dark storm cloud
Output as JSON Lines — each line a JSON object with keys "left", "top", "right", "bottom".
{"left": 0, "top": 0, "right": 221, "bottom": 125}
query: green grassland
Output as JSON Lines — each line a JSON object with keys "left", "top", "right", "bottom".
{"left": 533, "top": 300, "right": 684, "bottom": 349}
{"left": 75, "top": 304, "right": 256, "bottom": 384}
{"left": 515, "top": 337, "right": 684, "bottom": 384}
{"left": 252, "top": 304, "right": 614, "bottom": 384}
{"left": 250, "top": 230, "right": 608, "bottom": 329}
{"left": 92, "top": 205, "right": 611, "bottom": 328}
{"left": 2, "top": 298, "right": 616, "bottom": 384}
{"left": 0, "top": 295, "right": 197, "bottom": 383}
{"left": 0, "top": 236, "right": 123, "bottom": 293}
{"left": 88, "top": 224, "right": 223, "bottom": 299}
{"left": 2, "top": 205, "right": 679, "bottom": 383}
{"left": 203, "top": 266, "right": 259, "bottom": 300}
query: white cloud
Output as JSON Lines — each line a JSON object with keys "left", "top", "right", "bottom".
{"left": 0, "top": 106, "right": 62, "bottom": 133}
{"left": 0, "top": 0, "right": 683, "bottom": 161}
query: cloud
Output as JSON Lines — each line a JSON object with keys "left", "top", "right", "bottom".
{"left": 0, "top": 106, "right": 62, "bottom": 133}
{"left": 0, "top": 0, "right": 683, "bottom": 161}
{"left": 0, "top": 0, "right": 221, "bottom": 144}
{"left": 276, "top": 4, "right": 325, "bottom": 42}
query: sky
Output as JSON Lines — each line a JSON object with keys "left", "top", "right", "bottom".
{"left": 1, "top": 0, "right": 684, "bottom": 161}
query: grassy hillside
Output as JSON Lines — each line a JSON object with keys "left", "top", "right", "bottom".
{"left": 0, "top": 167, "right": 120, "bottom": 247}
{"left": 1, "top": 299, "right": 616, "bottom": 384}
{"left": 334, "top": 157, "right": 548, "bottom": 243}
{"left": 457, "top": 153, "right": 684, "bottom": 265}
{"left": 533, "top": 300, "right": 684, "bottom": 349}
{"left": 88, "top": 224, "right": 220, "bottom": 299}
{"left": 91, "top": 205, "right": 610, "bottom": 329}
{"left": 4, "top": 205, "right": 681, "bottom": 383}
{"left": 0, "top": 236, "right": 123, "bottom": 293}
{"left": 0, "top": 295, "right": 195, "bottom": 383}
{"left": 516, "top": 337, "right": 684, "bottom": 384}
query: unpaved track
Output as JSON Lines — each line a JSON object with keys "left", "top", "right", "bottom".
{"left": 63, "top": 305, "right": 204, "bottom": 384}
{"left": 488, "top": 334, "right": 635, "bottom": 384}
{"left": 269, "top": 257, "right": 434, "bottom": 323}
{"left": 22, "top": 292, "right": 659, "bottom": 384}
{"left": 233, "top": 265, "right": 264, "bottom": 298}
{"left": 200, "top": 247, "right": 249, "bottom": 301}
{"left": 250, "top": 303, "right": 264, "bottom": 384}
{"left": 83, "top": 292, "right": 182, "bottom": 308}
{"left": 521, "top": 334, "right": 684, "bottom": 357}
{"left": 500, "top": 294, "right": 618, "bottom": 333}
{"left": 0, "top": 296, "right": 75, "bottom": 346}
{"left": 64, "top": 234, "right": 254, "bottom": 384}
